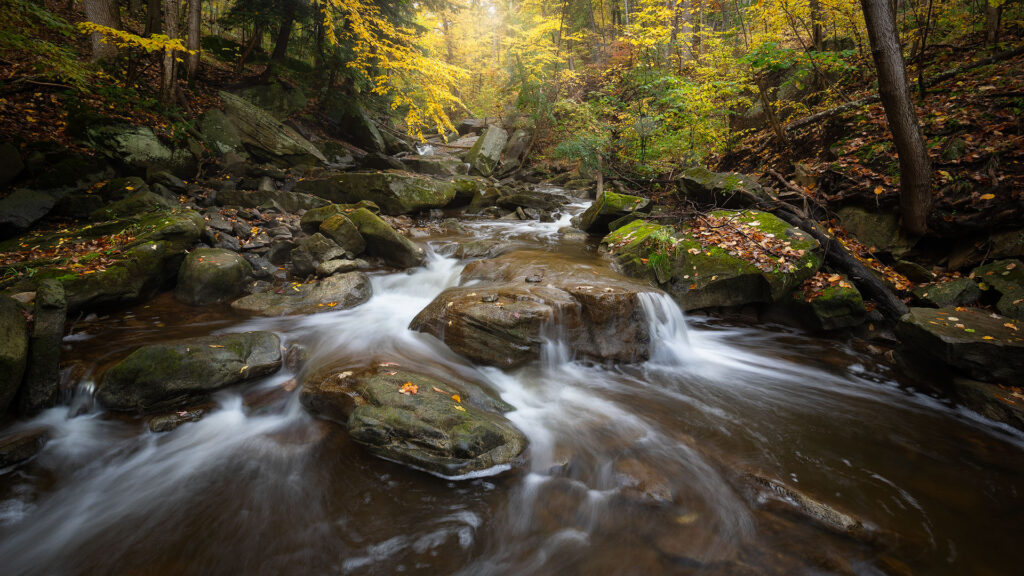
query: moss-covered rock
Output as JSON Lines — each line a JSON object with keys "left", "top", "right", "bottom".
{"left": 319, "top": 214, "right": 366, "bottom": 256}
{"left": 293, "top": 171, "right": 456, "bottom": 215}
{"left": 90, "top": 190, "right": 172, "bottom": 220}
{"left": 345, "top": 208, "right": 425, "bottom": 268}
{"left": 219, "top": 91, "right": 327, "bottom": 166}
{"left": 84, "top": 124, "right": 196, "bottom": 177}
{"left": 298, "top": 201, "right": 381, "bottom": 234}
{"left": 175, "top": 248, "right": 253, "bottom": 306}
{"left": 972, "top": 259, "right": 1024, "bottom": 320}
{"left": 677, "top": 167, "right": 772, "bottom": 208}
{"left": 232, "top": 82, "right": 307, "bottom": 120}
{"left": 18, "top": 279, "right": 66, "bottom": 413}
{"left": 465, "top": 125, "right": 509, "bottom": 177}
{"left": 302, "top": 367, "right": 526, "bottom": 477}
{"left": 230, "top": 272, "right": 371, "bottom": 316}
{"left": 573, "top": 191, "right": 651, "bottom": 235}
{"left": 289, "top": 233, "right": 348, "bottom": 277}
{"left": 399, "top": 155, "right": 467, "bottom": 177}
{"left": 837, "top": 206, "right": 916, "bottom": 256}
{"left": 214, "top": 187, "right": 329, "bottom": 213}
{"left": 896, "top": 307, "right": 1024, "bottom": 384}
{"left": 602, "top": 211, "right": 821, "bottom": 311}
{"left": 97, "top": 331, "right": 282, "bottom": 412}
{"left": 780, "top": 276, "right": 866, "bottom": 330}
{"left": 913, "top": 278, "right": 981, "bottom": 308}
{"left": 0, "top": 295, "right": 29, "bottom": 414}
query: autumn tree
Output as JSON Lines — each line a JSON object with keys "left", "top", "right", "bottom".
{"left": 860, "top": 0, "right": 932, "bottom": 236}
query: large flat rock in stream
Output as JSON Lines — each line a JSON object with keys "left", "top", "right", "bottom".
{"left": 896, "top": 307, "right": 1024, "bottom": 383}
{"left": 301, "top": 367, "right": 525, "bottom": 477}
{"left": 231, "top": 272, "right": 371, "bottom": 316}
{"left": 410, "top": 250, "right": 659, "bottom": 368}
{"left": 97, "top": 331, "right": 282, "bottom": 412}
{"left": 293, "top": 171, "right": 456, "bottom": 215}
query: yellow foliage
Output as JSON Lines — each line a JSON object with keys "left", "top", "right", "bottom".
{"left": 76, "top": 22, "right": 194, "bottom": 55}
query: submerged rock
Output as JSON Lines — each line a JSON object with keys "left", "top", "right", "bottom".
{"left": 302, "top": 367, "right": 526, "bottom": 477}
{"left": 294, "top": 171, "right": 456, "bottom": 215}
{"left": 97, "top": 331, "right": 282, "bottom": 412}
{"left": 230, "top": 272, "right": 371, "bottom": 316}
{"left": 175, "top": 248, "right": 253, "bottom": 306}
{"left": 411, "top": 250, "right": 659, "bottom": 368}
{"left": 896, "top": 306, "right": 1024, "bottom": 384}
{"left": 603, "top": 212, "right": 821, "bottom": 311}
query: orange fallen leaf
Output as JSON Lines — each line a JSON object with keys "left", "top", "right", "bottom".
{"left": 399, "top": 382, "right": 418, "bottom": 395}
{"left": 451, "top": 394, "right": 461, "bottom": 403}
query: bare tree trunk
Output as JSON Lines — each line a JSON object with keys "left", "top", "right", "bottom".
{"left": 186, "top": 0, "right": 201, "bottom": 82}
{"left": 757, "top": 77, "right": 789, "bottom": 146}
{"left": 270, "top": 0, "right": 298, "bottom": 61}
{"left": 161, "top": 0, "right": 181, "bottom": 104}
{"left": 809, "top": 0, "right": 825, "bottom": 50}
{"left": 129, "top": 0, "right": 143, "bottom": 16}
{"left": 860, "top": 0, "right": 931, "bottom": 236}
{"left": 83, "top": 0, "right": 121, "bottom": 61}
{"left": 986, "top": 0, "right": 1003, "bottom": 45}
{"left": 145, "top": 0, "right": 162, "bottom": 35}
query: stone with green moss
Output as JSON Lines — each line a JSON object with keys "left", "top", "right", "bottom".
{"left": 294, "top": 171, "right": 456, "bottom": 215}
{"left": 298, "top": 201, "right": 381, "bottom": 234}
{"left": 972, "top": 259, "right": 1024, "bottom": 320}
{"left": 783, "top": 277, "right": 866, "bottom": 330}
{"left": 678, "top": 167, "right": 771, "bottom": 208}
{"left": 90, "top": 190, "right": 172, "bottom": 220}
{"left": 602, "top": 211, "right": 821, "bottom": 311}
{"left": 345, "top": 208, "right": 425, "bottom": 268}
{"left": 465, "top": 125, "right": 509, "bottom": 177}
{"left": 913, "top": 278, "right": 980, "bottom": 308}
{"left": 0, "top": 295, "right": 29, "bottom": 415}
{"left": 302, "top": 367, "right": 525, "bottom": 477}
{"left": 175, "top": 248, "right": 253, "bottom": 306}
{"left": 573, "top": 191, "right": 651, "bottom": 234}
{"left": 97, "top": 331, "right": 282, "bottom": 412}
{"left": 318, "top": 214, "right": 366, "bottom": 256}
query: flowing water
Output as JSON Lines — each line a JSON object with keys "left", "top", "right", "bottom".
{"left": 1, "top": 196, "right": 1022, "bottom": 575}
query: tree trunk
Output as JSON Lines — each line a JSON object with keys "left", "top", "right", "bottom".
{"left": 270, "top": 0, "right": 297, "bottom": 61}
{"left": 83, "top": 0, "right": 121, "bottom": 62}
{"left": 129, "top": 0, "right": 143, "bottom": 16}
{"left": 161, "top": 0, "right": 181, "bottom": 104}
{"left": 757, "top": 77, "right": 789, "bottom": 146}
{"left": 809, "top": 0, "right": 824, "bottom": 51}
{"left": 986, "top": 0, "right": 1003, "bottom": 45}
{"left": 186, "top": 0, "right": 201, "bottom": 82}
{"left": 145, "top": 0, "right": 162, "bottom": 35}
{"left": 860, "top": 0, "right": 932, "bottom": 236}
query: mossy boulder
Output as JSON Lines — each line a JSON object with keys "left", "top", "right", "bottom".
{"left": 84, "top": 124, "right": 196, "bottom": 176}
{"left": 345, "top": 208, "right": 425, "bottom": 268}
{"left": 90, "top": 190, "right": 172, "bottom": 220}
{"left": 289, "top": 233, "right": 348, "bottom": 277}
{"left": 602, "top": 211, "right": 821, "bottom": 311}
{"left": 837, "top": 206, "right": 916, "bottom": 257}
{"left": 214, "top": 187, "right": 329, "bottom": 213}
{"left": 293, "top": 171, "right": 456, "bottom": 215}
{"left": 972, "top": 259, "right": 1024, "bottom": 320}
{"left": 298, "top": 201, "right": 381, "bottom": 234}
{"left": 399, "top": 155, "right": 467, "bottom": 177}
{"left": 219, "top": 91, "right": 327, "bottom": 166}
{"left": 232, "top": 82, "right": 307, "bottom": 120}
{"left": 301, "top": 367, "right": 526, "bottom": 477}
{"left": 319, "top": 214, "right": 366, "bottom": 256}
{"left": 677, "top": 167, "right": 772, "bottom": 208}
{"left": 913, "top": 278, "right": 981, "bottom": 308}
{"left": 780, "top": 276, "right": 866, "bottom": 330}
{"left": 175, "top": 248, "right": 253, "bottom": 306}
{"left": 465, "top": 125, "right": 509, "bottom": 177}
{"left": 197, "top": 108, "right": 244, "bottom": 156}
{"left": 897, "top": 307, "right": 1024, "bottom": 384}
{"left": 230, "top": 272, "right": 371, "bottom": 316}
{"left": 97, "top": 331, "right": 282, "bottom": 412}
{"left": 0, "top": 295, "right": 29, "bottom": 414}
{"left": 18, "top": 280, "right": 66, "bottom": 413}
{"left": 573, "top": 191, "right": 651, "bottom": 235}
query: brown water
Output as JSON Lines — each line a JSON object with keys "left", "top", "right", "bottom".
{"left": 1, "top": 198, "right": 1022, "bottom": 576}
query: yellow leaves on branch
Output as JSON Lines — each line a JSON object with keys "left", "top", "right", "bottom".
{"left": 76, "top": 22, "right": 195, "bottom": 55}
{"left": 321, "top": 0, "right": 467, "bottom": 140}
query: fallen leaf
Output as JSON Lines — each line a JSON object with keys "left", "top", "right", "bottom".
{"left": 399, "top": 382, "right": 418, "bottom": 395}
{"left": 979, "top": 193, "right": 995, "bottom": 200}
{"left": 451, "top": 394, "right": 461, "bottom": 403}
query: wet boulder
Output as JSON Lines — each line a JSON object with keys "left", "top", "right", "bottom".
{"left": 972, "top": 259, "right": 1024, "bottom": 320}
{"left": 219, "top": 91, "right": 327, "bottom": 166}
{"left": 293, "top": 171, "right": 456, "bottom": 215}
{"left": 399, "top": 155, "right": 467, "bottom": 177}
{"left": 175, "top": 248, "right": 253, "bottom": 306}
{"left": 837, "top": 206, "right": 916, "bottom": 257}
{"left": 0, "top": 429, "right": 48, "bottom": 468}
{"left": 97, "top": 331, "right": 282, "bottom": 412}
{"left": 465, "top": 125, "right": 508, "bottom": 177}
{"left": 411, "top": 251, "right": 659, "bottom": 368}
{"left": 496, "top": 188, "right": 571, "bottom": 212}
{"left": 18, "top": 280, "right": 67, "bottom": 413}
{"left": 302, "top": 367, "right": 526, "bottom": 477}
{"left": 0, "top": 295, "right": 29, "bottom": 414}
{"left": 289, "top": 233, "right": 348, "bottom": 277}
{"left": 573, "top": 191, "right": 651, "bottom": 235}
{"left": 896, "top": 307, "right": 1024, "bottom": 384}
{"left": 603, "top": 212, "right": 821, "bottom": 311}
{"left": 230, "top": 272, "right": 371, "bottom": 316}
{"left": 678, "top": 167, "right": 773, "bottom": 209}
{"left": 345, "top": 208, "right": 425, "bottom": 269}
{"left": 772, "top": 274, "right": 866, "bottom": 331}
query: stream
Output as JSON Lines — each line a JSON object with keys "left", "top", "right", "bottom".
{"left": 1, "top": 196, "right": 1022, "bottom": 575}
